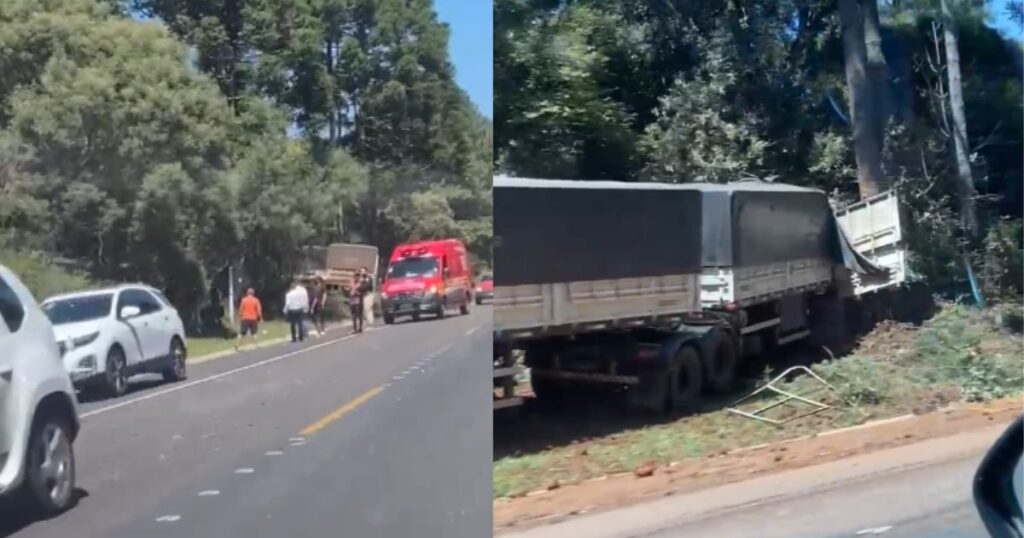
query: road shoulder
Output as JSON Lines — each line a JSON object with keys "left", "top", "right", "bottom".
{"left": 495, "top": 400, "right": 1021, "bottom": 536}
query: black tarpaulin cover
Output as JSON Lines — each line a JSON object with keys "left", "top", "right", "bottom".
{"left": 493, "top": 177, "right": 889, "bottom": 287}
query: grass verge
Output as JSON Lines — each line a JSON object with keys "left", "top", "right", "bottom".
{"left": 187, "top": 320, "right": 292, "bottom": 359}
{"left": 493, "top": 304, "right": 1023, "bottom": 499}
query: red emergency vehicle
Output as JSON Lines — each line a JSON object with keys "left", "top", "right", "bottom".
{"left": 380, "top": 239, "right": 473, "bottom": 324}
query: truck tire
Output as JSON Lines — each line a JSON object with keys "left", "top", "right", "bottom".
{"left": 669, "top": 345, "right": 704, "bottom": 413}
{"left": 529, "top": 372, "right": 567, "bottom": 406}
{"left": 460, "top": 294, "right": 470, "bottom": 315}
{"left": 701, "top": 331, "right": 738, "bottom": 394}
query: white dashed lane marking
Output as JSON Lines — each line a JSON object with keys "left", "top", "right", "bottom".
{"left": 234, "top": 468, "right": 255, "bottom": 474}
{"left": 198, "top": 490, "right": 220, "bottom": 497}
{"left": 856, "top": 526, "right": 894, "bottom": 535}
{"left": 156, "top": 515, "right": 181, "bottom": 523}
{"left": 265, "top": 450, "right": 283, "bottom": 456}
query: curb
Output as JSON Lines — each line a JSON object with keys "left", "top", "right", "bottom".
{"left": 189, "top": 321, "right": 353, "bottom": 365}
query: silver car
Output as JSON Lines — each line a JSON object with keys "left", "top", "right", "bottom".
{"left": 0, "top": 264, "right": 80, "bottom": 514}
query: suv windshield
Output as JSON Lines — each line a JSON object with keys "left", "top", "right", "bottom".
{"left": 387, "top": 257, "right": 439, "bottom": 279}
{"left": 481, "top": 274, "right": 492, "bottom": 282}
{"left": 42, "top": 293, "right": 114, "bottom": 325}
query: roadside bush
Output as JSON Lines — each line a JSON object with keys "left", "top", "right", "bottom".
{"left": 810, "top": 356, "right": 914, "bottom": 407}
{"left": 982, "top": 219, "right": 1024, "bottom": 301}
{"left": 0, "top": 250, "right": 94, "bottom": 300}
{"left": 912, "top": 306, "right": 1023, "bottom": 402}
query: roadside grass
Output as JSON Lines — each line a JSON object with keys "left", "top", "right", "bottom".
{"left": 492, "top": 304, "right": 1024, "bottom": 499}
{"left": 187, "top": 320, "right": 292, "bottom": 359}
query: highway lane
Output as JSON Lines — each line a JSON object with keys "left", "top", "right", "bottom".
{"left": 2, "top": 307, "right": 491, "bottom": 538}
{"left": 644, "top": 454, "right": 990, "bottom": 538}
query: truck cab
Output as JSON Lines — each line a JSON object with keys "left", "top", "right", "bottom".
{"left": 380, "top": 239, "right": 472, "bottom": 324}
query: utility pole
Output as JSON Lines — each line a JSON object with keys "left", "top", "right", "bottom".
{"left": 228, "top": 264, "right": 235, "bottom": 326}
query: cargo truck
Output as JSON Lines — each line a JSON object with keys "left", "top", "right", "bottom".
{"left": 492, "top": 177, "right": 906, "bottom": 412}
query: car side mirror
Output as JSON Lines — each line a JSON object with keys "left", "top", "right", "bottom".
{"left": 120, "top": 305, "right": 141, "bottom": 319}
{"left": 973, "top": 415, "right": 1024, "bottom": 538}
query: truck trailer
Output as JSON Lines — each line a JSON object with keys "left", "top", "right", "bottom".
{"left": 492, "top": 177, "right": 906, "bottom": 412}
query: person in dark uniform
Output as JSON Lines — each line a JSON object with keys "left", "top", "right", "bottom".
{"left": 347, "top": 269, "right": 371, "bottom": 334}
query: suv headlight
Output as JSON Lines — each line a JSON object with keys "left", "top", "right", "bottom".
{"left": 78, "top": 355, "right": 96, "bottom": 370}
{"left": 72, "top": 331, "right": 100, "bottom": 348}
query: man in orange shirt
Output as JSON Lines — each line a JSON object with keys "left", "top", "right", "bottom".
{"left": 238, "top": 288, "right": 263, "bottom": 338}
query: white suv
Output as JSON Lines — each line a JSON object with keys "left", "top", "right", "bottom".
{"left": 41, "top": 285, "right": 188, "bottom": 398}
{"left": 0, "top": 264, "right": 79, "bottom": 514}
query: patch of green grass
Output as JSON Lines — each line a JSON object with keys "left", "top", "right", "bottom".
{"left": 187, "top": 320, "right": 292, "bottom": 359}
{"left": 493, "top": 452, "right": 573, "bottom": 498}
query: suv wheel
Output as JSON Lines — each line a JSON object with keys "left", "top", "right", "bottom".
{"left": 162, "top": 337, "right": 187, "bottom": 382}
{"left": 104, "top": 347, "right": 128, "bottom": 398}
{"left": 22, "top": 415, "right": 76, "bottom": 515}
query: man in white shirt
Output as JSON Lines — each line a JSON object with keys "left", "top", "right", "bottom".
{"left": 283, "top": 281, "right": 310, "bottom": 342}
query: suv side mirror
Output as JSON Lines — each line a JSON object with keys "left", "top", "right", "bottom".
{"left": 120, "top": 305, "right": 141, "bottom": 319}
{"left": 973, "top": 415, "right": 1024, "bottom": 538}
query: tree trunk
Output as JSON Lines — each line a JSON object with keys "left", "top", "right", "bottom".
{"left": 862, "top": 0, "right": 892, "bottom": 139}
{"left": 839, "top": 0, "right": 887, "bottom": 199}
{"left": 941, "top": 0, "right": 978, "bottom": 235}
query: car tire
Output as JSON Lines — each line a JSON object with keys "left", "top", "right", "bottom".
{"left": 21, "top": 413, "right": 76, "bottom": 516}
{"left": 104, "top": 347, "right": 128, "bottom": 398}
{"left": 383, "top": 313, "right": 395, "bottom": 325}
{"left": 162, "top": 337, "right": 187, "bottom": 383}
{"left": 436, "top": 302, "right": 446, "bottom": 319}
{"left": 475, "top": 298, "right": 482, "bottom": 305}
{"left": 460, "top": 296, "right": 470, "bottom": 315}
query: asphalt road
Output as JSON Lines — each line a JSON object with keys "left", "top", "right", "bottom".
{"left": 644, "top": 454, "right": 990, "bottom": 538}
{"left": 1, "top": 306, "right": 492, "bottom": 538}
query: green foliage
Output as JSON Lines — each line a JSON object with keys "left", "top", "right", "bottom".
{"left": 0, "top": 249, "right": 94, "bottom": 301}
{"left": 981, "top": 218, "right": 1024, "bottom": 300}
{"left": 0, "top": 0, "right": 491, "bottom": 314}
{"left": 789, "top": 305, "right": 1022, "bottom": 409}
{"left": 912, "top": 305, "right": 1023, "bottom": 401}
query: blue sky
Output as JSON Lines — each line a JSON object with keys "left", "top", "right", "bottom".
{"left": 435, "top": 0, "right": 493, "bottom": 118}
{"left": 988, "top": 0, "right": 1024, "bottom": 39}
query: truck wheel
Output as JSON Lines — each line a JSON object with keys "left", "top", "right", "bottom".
{"left": 529, "top": 374, "right": 566, "bottom": 406}
{"left": 460, "top": 294, "right": 470, "bottom": 315}
{"left": 669, "top": 346, "right": 703, "bottom": 413}
{"left": 701, "top": 331, "right": 737, "bottom": 394}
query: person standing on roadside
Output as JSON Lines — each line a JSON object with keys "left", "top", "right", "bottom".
{"left": 284, "top": 280, "right": 310, "bottom": 342}
{"left": 347, "top": 270, "right": 371, "bottom": 334}
{"left": 310, "top": 277, "right": 327, "bottom": 337}
{"left": 238, "top": 288, "right": 263, "bottom": 339}
{"left": 360, "top": 267, "right": 375, "bottom": 328}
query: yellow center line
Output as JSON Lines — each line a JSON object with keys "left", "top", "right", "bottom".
{"left": 300, "top": 385, "right": 385, "bottom": 437}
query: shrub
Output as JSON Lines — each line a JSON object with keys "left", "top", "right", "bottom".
{"left": 0, "top": 250, "right": 94, "bottom": 301}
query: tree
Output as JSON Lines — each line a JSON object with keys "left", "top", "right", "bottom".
{"left": 0, "top": 0, "right": 238, "bottom": 308}
{"left": 839, "top": 0, "right": 889, "bottom": 198}
{"left": 941, "top": 0, "right": 979, "bottom": 234}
